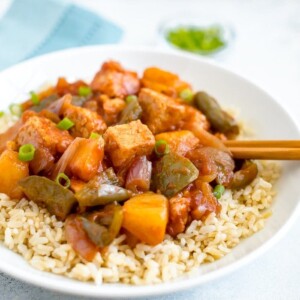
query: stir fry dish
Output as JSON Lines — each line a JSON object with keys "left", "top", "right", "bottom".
{"left": 0, "top": 61, "right": 260, "bottom": 262}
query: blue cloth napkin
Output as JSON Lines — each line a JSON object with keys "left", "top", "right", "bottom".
{"left": 0, "top": 0, "right": 123, "bottom": 70}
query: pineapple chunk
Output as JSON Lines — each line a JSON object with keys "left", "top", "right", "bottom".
{"left": 141, "top": 67, "right": 191, "bottom": 97}
{"left": 155, "top": 130, "right": 199, "bottom": 156}
{"left": 68, "top": 137, "right": 104, "bottom": 182}
{"left": 122, "top": 193, "right": 168, "bottom": 245}
{"left": 0, "top": 150, "right": 29, "bottom": 199}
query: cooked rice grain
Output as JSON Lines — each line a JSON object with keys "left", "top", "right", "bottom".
{"left": 0, "top": 160, "right": 280, "bottom": 285}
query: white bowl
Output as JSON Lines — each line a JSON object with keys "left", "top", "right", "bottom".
{"left": 0, "top": 46, "right": 299, "bottom": 298}
{"left": 157, "top": 14, "right": 235, "bottom": 58}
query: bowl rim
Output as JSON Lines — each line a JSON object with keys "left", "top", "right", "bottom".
{"left": 0, "top": 45, "right": 299, "bottom": 298}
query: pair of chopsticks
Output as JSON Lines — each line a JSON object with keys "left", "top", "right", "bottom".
{"left": 224, "top": 140, "right": 300, "bottom": 160}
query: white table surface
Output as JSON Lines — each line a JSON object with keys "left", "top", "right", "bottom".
{"left": 0, "top": 0, "right": 299, "bottom": 299}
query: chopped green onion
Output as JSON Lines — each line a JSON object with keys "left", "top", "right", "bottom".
{"left": 57, "top": 117, "right": 74, "bottom": 130}
{"left": 55, "top": 173, "right": 71, "bottom": 189}
{"left": 78, "top": 86, "right": 92, "bottom": 97}
{"left": 166, "top": 26, "right": 226, "bottom": 54}
{"left": 180, "top": 88, "right": 194, "bottom": 103}
{"left": 9, "top": 104, "right": 22, "bottom": 117}
{"left": 213, "top": 184, "right": 225, "bottom": 199}
{"left": 154, "top": 139, "right": 170, "bottom": 156}
{"left": 30, "top": 91, "right": 40, "bottom": 105}
{"left": 0, "top": 111, "right": 4, "bottom": 118}
{"left": 90, "top": 132, "right": 101, "bottom": 139}
{"left": 125, "top": 95, "right": 137, "bottom": 104}
{"left": 18, "top": 144, "right": 35, "bottom": 162}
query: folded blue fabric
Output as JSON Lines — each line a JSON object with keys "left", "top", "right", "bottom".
{"left": 0, "top": 0, "right": 123, "bottom": 70}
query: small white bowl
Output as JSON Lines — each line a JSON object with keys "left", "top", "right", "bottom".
{"left": 157, "top": 15, "right": 235, "bottom": 58}
{"left": 0, "top": 46, "right": 299, "bottom": 298}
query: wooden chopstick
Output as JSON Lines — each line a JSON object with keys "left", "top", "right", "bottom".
{"left": 223, "top": 140, "right": 300, "bottom": 160}
{"left": 224, "top": 140, "right": 300, "bottom": 148}
{"left": 228, "top": 147, "right": 300, "bottom": 160}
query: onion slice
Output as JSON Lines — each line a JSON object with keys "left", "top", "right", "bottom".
{"left": 51, "top": 137, "right": 83, "bottom": 179}
{"left": 125, "top": 156, "right": 152, "bottom": 193}
{"left": 46, "top": 94, "right": 72, "bottom": 115}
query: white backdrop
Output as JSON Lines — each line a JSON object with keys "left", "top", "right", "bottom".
{"left": 0, "top": 0, "right": 299, "bottom": 299}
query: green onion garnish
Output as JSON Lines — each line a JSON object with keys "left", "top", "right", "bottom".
{"left": 18, "top": 144, "right": 36, "bottom": 162}
{"left": 30, "top": 91, "right": 40, "bottom": 105}
{"left": 90, "top": 132, "right": 101, "bottom": 139}
{"left": 125, "top": 95, "right": 137, "bottom": 104}
{"left": 57, "top": 117, "right": 74, "bottom": 130}
{"left": 179, "top": 88, "right": 194, "bottom": 103}
{"left": 0, "top": 111, "right": 4, "bottom": 118}
{"left": 78, "top": 86, "right": 92, "bottom": 97}
{"left": 55, "top": 173, "right": 71, "bottom": 189}
{"left": 154, "top": 139, "right": 170, "bottom": 156}
{"left": 213, "top": 184, "right": 225, "bottom": 199}
{"left": 166, "top": 26, "right": 226, "bottom": 54}
{"left": 9, "top": 104, "right": 22, "bottom": 117}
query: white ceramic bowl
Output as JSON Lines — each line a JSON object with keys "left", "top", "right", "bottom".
{"left": 0, "top": 46, "right": 299, "bottom": 298}
{"left": 157, "top": 14, "right": 234, "bottom": 58}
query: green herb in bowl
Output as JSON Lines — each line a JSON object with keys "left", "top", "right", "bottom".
{"left": 166, "top": 26, "right": 226, "bottom": 54}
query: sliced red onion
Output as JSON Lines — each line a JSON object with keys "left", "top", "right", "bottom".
{"left": 51, "top": 137, "right": 83, "bottom": 179}
{"left": 47, "top": 94, "right": 72, "bottom": 115}
{"left": 125, "top": 156, "right": 152, "bottom": 193}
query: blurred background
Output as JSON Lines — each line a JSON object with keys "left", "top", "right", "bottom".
{"left": 0, "top": 0, "right": 299, "bottom": 299}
